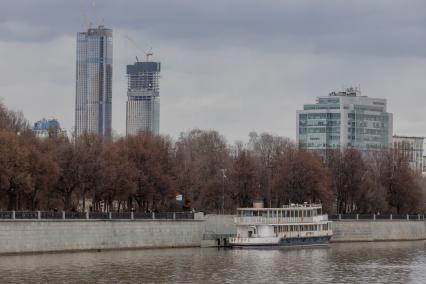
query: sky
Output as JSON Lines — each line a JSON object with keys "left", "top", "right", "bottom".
{"left": 0, "top": 0, "right": 425, "bottom": 143}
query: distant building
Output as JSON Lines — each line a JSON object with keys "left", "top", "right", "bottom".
{"left": 297, "top": 87, "right": 393, "bottom": 157}
{"left": 393, "top": 136, "right": 424, "bottom": 173}
{"left": 126, "top": 59, "right": 160, "bottom": 136}
{"left": 33, "top": 118, "right": 63, "bottom": 138}
{"left": 423, "top": 155, "right": 426, "bottom": 174}
{"left": 75, "top": 25, "right": 113, "bottom": 140}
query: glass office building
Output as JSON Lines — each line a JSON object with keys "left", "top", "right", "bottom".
{"left": 297, "top": 88, "right": 393, "bottom": 157}
{"left": 126, "top": 61, "right": 160, "bottom": 136}
{"left": 75, "top": 26, "right": 113, "bottom": 140}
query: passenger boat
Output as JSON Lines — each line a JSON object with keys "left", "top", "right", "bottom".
{"left": 229, "top": 202, "right": 332, "bottom": 247}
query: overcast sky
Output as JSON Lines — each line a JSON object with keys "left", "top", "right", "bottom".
{"left": 0, "top": 0, "right": 425, "bottom": 143}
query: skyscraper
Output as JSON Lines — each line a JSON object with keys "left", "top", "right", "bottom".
{"left": 75, "top": 25, "right": 113, "bottom": 140}
{"left": 297, "top": 87, "right": 393, "bottom": 158}
{"left": 126, "top": 59, "right": 160, "bottom": 136}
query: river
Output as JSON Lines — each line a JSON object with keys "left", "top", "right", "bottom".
{"left": 0, "top": 241, "right": 424, "bottom": 283}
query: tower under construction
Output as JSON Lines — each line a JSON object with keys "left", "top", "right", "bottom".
{"left": 126, "top": 57, "right": 160, "bottom": 136}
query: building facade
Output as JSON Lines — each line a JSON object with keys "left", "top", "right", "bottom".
{"left": 33, "top": 118, "right": 63, "bottom": 138}
{"left": 126, "top": 61, "right": 160, "bottom": 136}
{"left": 297, "top": 88, "right": 393, "bottom": 157}
{"left": 393, "top": 135, "right": 424, "bottom": 173}
{"left": 75, "top": 26, "right": 113, "bottom": 140}
{"left": 423, "top": 155, "right": 426, "bottom": 174}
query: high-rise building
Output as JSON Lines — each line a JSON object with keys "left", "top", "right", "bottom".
{"left": 126, "top": 60, "right": 160, "bottom": 136}
{"left": 393, "top": 135, "right": 424, "bottom": 173}
{"left": 297, "top": 87, "right": 393, "bottom": 157}
{"left": 75, "top": 25, "right": 113, "bottom": 140}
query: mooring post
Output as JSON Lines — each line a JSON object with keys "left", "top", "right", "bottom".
{"left": 37, "top": 211, "right": 41, "bottom": 220}
{"left": 131, "top": 212, "right": 134, "bottom": 220}
{"left": 62, "top": 211, "right": 65, "bottom": 220}
{"left": 109, "top": 212, "right": 112, "bottom": 220}
{"left": 86, "top": 211, "right": 89, "bottom": 220}
{"left": 12, "top": 211, "right": 15, "bottom": 220}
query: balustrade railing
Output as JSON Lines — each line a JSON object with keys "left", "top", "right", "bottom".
{"left": 328, "top": 214, "right": 424, "bottom": 221}
{"left": 0, "top": 211, "right": 195, "bottom": 221}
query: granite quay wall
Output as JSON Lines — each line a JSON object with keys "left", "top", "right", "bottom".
{"left": 331, "top": 220, "right": 426, "bottom": 242}
{"left": 0, "top": 215, "right": 204, "bottom": 255}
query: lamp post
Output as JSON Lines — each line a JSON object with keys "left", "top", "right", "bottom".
{"left": 220, "top": 169, "right": 227, "bottom": 214}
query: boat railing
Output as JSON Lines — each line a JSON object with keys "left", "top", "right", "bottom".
{"left": 281, "top": 203, "right": 322, "bottom": 208}
{"left": 234, "top": 215, "right": 329, "bottom": 225}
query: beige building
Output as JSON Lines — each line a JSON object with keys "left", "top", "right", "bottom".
{"left": 423, "top": 155, "right": 426, "bottom": 174}
{"left": 393, "top": 135, "right": 424, "bottom": 173}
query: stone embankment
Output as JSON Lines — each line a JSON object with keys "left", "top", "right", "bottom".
{"left": 331, "top": 220, "right": 426, "bottom": 242}
{"left": 0, "top": 212, "right": 204, "bottom": 254}
{"left": 0, "top": 213, "right": 424, "bottom": 254}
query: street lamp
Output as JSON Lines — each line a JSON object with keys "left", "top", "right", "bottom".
{"left": 220, "top": 169, "right": 227, "bottom": 214}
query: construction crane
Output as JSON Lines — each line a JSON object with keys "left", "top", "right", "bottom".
{"left": 80, "top": 0, "right": 102, "bottom": 29}
{"left": 145, "top": 47, "right": 153, "bottom": 61}
{"left": 124, "top": 35, "right": 155, "bottom": 62}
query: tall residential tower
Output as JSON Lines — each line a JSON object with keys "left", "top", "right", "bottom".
{"left": 75, "top": 25, "right": 113, "bottom": 139}
{"left": 126, "top": 59, "right": 160, "bottom": 136}
{"left": 297, "top": 87, "right": 393, "bottom": 158}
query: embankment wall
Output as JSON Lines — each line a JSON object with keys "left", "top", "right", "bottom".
{"left": 331, "top": 220, "right": 426, "bottom": 242}
{"left": 0, "top": 220, "right": 204, "bottom": 254}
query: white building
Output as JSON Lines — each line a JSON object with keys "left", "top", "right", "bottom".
{"left": 393, "top": 136, "right": 424, "bottom": 173}
{"left": 126, "top": 60, "right": 160, "bottom": 136}
{"left": 297, "top": 87, "right": 393, "bottom": 158}
{"left": 75, "top": 26, "right": 113, "bottom": 140}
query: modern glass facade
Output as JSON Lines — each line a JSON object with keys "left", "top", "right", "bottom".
{"left": 75, "top": 26, "right": 113, "bottom": 140}
{"left": 126, "top": 61, "right": 160, "bottom": 136}
{"left": 297, "top": 88, "right": 393, "bottom": 157}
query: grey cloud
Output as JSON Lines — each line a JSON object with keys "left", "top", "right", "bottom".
{"left": 1, "top": 1, "right": 426, "bottom": 56}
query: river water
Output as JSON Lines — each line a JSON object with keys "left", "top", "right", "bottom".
{"left": 0, "top": 241, "right": 424, "bottom": 283}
